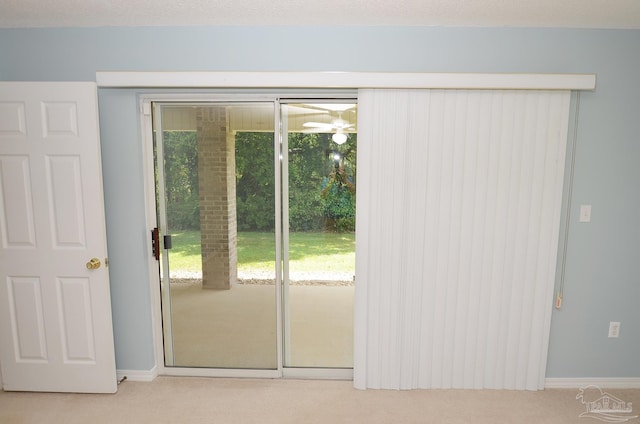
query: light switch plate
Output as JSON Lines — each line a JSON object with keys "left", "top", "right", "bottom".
{"left": 579, "top": 205, "right": 592, "bottom": 222}
{"left": 609, "top": 321, "right": 620, "bottom": 338}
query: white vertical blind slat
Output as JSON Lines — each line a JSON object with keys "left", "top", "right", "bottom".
{"left": 354, "top": 88, "right": 571, "bottom": 390}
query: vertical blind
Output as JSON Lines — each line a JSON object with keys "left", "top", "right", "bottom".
{"left": 354, "top": 89, "right": 571, "bottom": 390}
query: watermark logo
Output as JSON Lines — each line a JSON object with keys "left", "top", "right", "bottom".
{"left": 576, "top": 385, "right": 638, "bottom": 422}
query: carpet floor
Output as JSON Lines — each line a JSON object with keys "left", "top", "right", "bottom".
{"left": 2, "top": 376, "right": 640, "bottom": 423}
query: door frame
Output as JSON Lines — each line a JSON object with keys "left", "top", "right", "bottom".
{"left": 140, "top": 92, "right": 355, "bottom": 379}
{"left": 141, "top": 93, "right": 281, "bottom": 379}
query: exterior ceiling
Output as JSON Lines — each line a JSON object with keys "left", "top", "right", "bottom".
{"left": 160, "top": 103, "right": 357, "bottom": 134}
{"left": 1, "top": 0, "right": 639, "bottom": 29}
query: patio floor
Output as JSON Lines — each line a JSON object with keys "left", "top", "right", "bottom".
{"left": 167, "top": 281, "right": 354, "bottom": 369}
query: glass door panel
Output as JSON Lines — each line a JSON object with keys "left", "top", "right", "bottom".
{"left": 282, "top": 102, "right": 357, "bottom": 368}
{"left": 155, "top": 103, "right": 278, "bottom": 369}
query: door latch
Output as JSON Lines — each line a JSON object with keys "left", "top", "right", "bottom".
{"left": 151, "top": 227, "right": 160, "bottom": 260}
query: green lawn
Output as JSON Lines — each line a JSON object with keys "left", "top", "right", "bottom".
{"left": 167, "top": 231, "right": 355, "bottom": 274}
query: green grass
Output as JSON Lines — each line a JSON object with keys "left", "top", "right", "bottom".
{"left": 167, "top": 231, "right": 355, "bottom": 274}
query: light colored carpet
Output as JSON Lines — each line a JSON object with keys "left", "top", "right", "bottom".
{"left": 2, "top": 377, "right": 639, "bottom": 423}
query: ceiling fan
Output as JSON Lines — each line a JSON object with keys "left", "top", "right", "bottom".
{"left": 302, "top": 112, "right": 355, "bottom": 145}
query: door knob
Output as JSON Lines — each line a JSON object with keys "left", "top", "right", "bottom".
{"left": 86, "top": 258, "right": 101, "bottom": 270}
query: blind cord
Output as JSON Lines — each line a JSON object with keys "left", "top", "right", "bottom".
{"left": 556, "top": 91, "right": 581, "bottom": 309}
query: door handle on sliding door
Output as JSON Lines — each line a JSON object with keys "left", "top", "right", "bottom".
{"left": 151, "top": 228, "right": 160, "bottom": 260}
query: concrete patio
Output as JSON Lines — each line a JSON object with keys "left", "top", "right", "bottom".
{"left": 167, "top": 280, "right": 354, "bottom": 369}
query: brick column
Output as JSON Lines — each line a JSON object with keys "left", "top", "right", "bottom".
{"left": 196, "top": 107, "right": 237, "bottom": 290}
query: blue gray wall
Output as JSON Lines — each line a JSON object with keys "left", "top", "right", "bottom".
{"left": 1, "top": 26, "right": 639, "bottom": 378}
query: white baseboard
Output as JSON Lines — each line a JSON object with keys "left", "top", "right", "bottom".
{"left": 112, "top": 371, "right": 640, "bottom": 388}
{"left": 545, "top": 377, "right": 640, "bottom": 389}
{"left": 116, "top": 366, "right": 158, "bottom": 383}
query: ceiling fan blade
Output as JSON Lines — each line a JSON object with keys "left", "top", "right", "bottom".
{"left": 306, "top": 103, "right": 356, "bottom": 112}
{"left": 302, "top": 122, "right": 334, "bottom": 129}
{"left": 286, "top": 105, "right": 330, "bottom": 116}
{"left": 332, "top": 120, "right": 355, "bottom": 130}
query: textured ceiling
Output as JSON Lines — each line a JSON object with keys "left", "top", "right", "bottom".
{"left": 0, "top": 0, "right": 639, "bottom": 28}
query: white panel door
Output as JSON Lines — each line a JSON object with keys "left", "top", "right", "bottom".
{"left": 0, "top": 82, "right": 116, "bottom": 393}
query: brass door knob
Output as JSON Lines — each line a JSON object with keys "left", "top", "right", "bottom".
{"left": 86, "top": 258, "right": 101, "bottom": 270}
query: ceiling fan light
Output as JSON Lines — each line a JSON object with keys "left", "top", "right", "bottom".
{"left": 332, "top": 132, "right": 348, "bottom": 145}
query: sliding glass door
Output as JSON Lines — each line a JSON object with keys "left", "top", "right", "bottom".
{"left": 155, "top": 102, "right": 279, "bottom": 369}
{"left": 282, "top": 102, "right": 357, "bottom": 369}
{"left": 152, "top": 98, "right": 356, "bottom": 374}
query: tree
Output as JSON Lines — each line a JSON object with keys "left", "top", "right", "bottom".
{"left": 160, "top": 129, "right": 357, "bottom": 233}
{"left": 289, "top": 132, "right": 357, "bottom": 232}
{"left": 162, "top": 131, "right": 200, "bottom": 230}
{"left": 235, "top": 132, "right": 276, "bottom": 231}
{"left": 321, "top": 140, "right": 357, "bottom": 232}
{"left": 287, "top": 132, "right": 327, "bottom": 231}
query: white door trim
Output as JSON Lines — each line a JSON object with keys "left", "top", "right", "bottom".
{"left": 139, "top": 99, "right": 165, "bottom": 380}
{"left": 97, "top": 71, "right": 596, "bottom": 91}
{"left": 140, "top": 93, "right": 359, "bottom": 380}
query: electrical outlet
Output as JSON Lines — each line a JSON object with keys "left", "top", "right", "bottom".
{"left": 608, "top": 321, "right": 621, "bottom": 338}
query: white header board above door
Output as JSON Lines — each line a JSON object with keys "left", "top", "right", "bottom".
{"left": 96, "top": 72, "right": 596, "bottom": 91}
